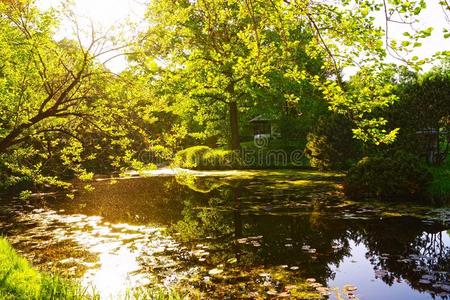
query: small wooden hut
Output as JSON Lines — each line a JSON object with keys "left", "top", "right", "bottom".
{"left": 249, "top": 115, "right": 272, "bottom": 137}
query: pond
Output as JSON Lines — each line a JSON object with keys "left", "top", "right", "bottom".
{"left": 0, "top": 170, "right": 449, "bottom": 299}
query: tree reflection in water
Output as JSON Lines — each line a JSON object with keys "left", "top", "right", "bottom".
{"left": 174, "top": 175, "right": 450, "bottom": 298}
{"left": 0, "top": 174, "right": 448, "bottom": 299}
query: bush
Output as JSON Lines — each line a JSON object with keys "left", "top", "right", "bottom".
{"left": 387, "top": 66, "right": 450, "bottom": 163}
{"left": 305, "top": 114, "right": 359, "bottom": 170}
{"left": 427, "top": 158, "right": 450, "bottom": 203}
{"left": 173, "top": 146, "right": 240, "bottom": 169}
{"left": 240, "top": 139, "right": 309, "bottom": 168}
{"left": 344, "top": 151, "right": 432, "bottom": 200}
{"left": 174, "top": 144, "right": 309, "bottom": 169}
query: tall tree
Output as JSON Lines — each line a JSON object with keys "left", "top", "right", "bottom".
{"left": 138, "top": 0, "right": 318, "bottom": 149}
{"left": 138, "top": 0, "right": 450, "bottom": 148}
{"left": 0, "top": 0, "right": 153, "bottom": 189}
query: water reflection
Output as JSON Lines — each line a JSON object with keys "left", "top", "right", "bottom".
{"left": 0, "top": 174, "right": 449, "bottom": 299}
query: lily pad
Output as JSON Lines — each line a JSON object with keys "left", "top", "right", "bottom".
{"left": 208, "top": 268, "right": 223, "bottom": 276}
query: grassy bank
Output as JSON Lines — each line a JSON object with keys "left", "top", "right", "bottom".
{"left": 0, "top": 237, "right": 92, "bottom": 300}
{"left": 0, "top": 237, "right": 195, "bottom": 299}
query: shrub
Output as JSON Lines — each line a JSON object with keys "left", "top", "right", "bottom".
{"left": 387, "top": 66, "right": 450, "bottom": 163}
{"left": 240, "top": 139, "right": 308, "bottom": 168}
{"left": 344, "top": 151, "right": 432, "bottom": 200}
{"left": 173, "top": 144, "right": 309, "bottom": 169}
{"left": 305, "top": 114, "right": 359, "bottom": 170}
{"left": 173, "top": 146, "right": 240, "bottom": 169}
{"left": 427, "top": 158, "right": 450, "bottom": 203}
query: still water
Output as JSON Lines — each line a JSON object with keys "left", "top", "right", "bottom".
{"left": 0, "top": 170, "right": 449, "bottom": 299}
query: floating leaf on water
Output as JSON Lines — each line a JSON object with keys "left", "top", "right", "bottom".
{"left": 419, "top": 279, "right": 431, "bottom": 284}
{"left": 316, "top": 287, "right": 330, "bottom": 295}
{"left": 192, "top": 250, "right": 205, "bottom": 256}
{"left": 248, "top": 292, "right": 260, "bottom": 298}
{"left": 374, "top": 269, "right": 388, "bottom": 277}
{"left": 208, "top": 268, "right": 223, "bottom": 276}
{"left": 441, "top": 285, "right": 450, "bottom": 292}
{"left": 343, "top": 284, "right": 358, "bottom": 292}
{"left": 421, "top": 275, "right": 434, "bottom": 281}
{"left": 266, "top": 289, "right": 278, "bottom": 295}
{"left": 285, "top": 285, "right": 296, "bottom": 290}
{"left": 154, "top": 246, "right": 165, "bottom": 253}
{"left": 227, "top": 257, "right": 238, "bottom": 264}
{"left": 285, "top": 243, "right": 293, "bottom": 247}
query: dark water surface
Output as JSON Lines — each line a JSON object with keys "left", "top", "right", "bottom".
{"left": 0, "top": 171, "right": 449, "bottom": 299}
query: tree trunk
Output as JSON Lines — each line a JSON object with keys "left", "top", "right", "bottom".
{"left": 229, "top": 101, "right": 240, "bottom": 150}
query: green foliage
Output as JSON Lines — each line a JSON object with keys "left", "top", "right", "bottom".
{"left": 174, "top": 142, "right": 309, "bottom": 170}
{"left": 344, "top": 151, "right": 432, "bottom": 200}
{"left": 173, "top": 146, "right": 240, "bottom": 170}
{"left": 1, "top": 0, "right": 450, "bottom": 191}
{"left": 318, "top": 65, "right": 401, "bottom": 145}
{"left": 137, "top": 0, "right": 429, "bottom": 150}
{"left": 428, "top": 158, "right": 450, "bottom": 203}
{"left": 388, "top": 63, "right": 450, "bottom": 163}
{"left": 305, "top": 114, "right": 360, "bottom": 170}
{"left": 241, "top": 139, "right": 309, "bottom": 168}
{"left": 0, "top": 1, "right": 163, "bottom": 191}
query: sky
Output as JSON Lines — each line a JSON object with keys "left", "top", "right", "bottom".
{"left": 37, "top": 0, "right": 149, "bottom": 72}
{"left": 37, "top": 0, "right": 449, "bottom": 74}
{"left": 379, "top": 1, "right": 449, "bottom": 64}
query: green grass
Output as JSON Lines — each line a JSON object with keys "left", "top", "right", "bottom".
{"left": 122, "top": 287, "right": 196, "bottom": 300}
{"left": 428, "top": 158, "right": 450, "bottom": 203}
{"left": 0, "top": 237, "right": 197, "bottom": 299}
{"left": 0, "top": 237, "right": 94, "bottom": 300}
